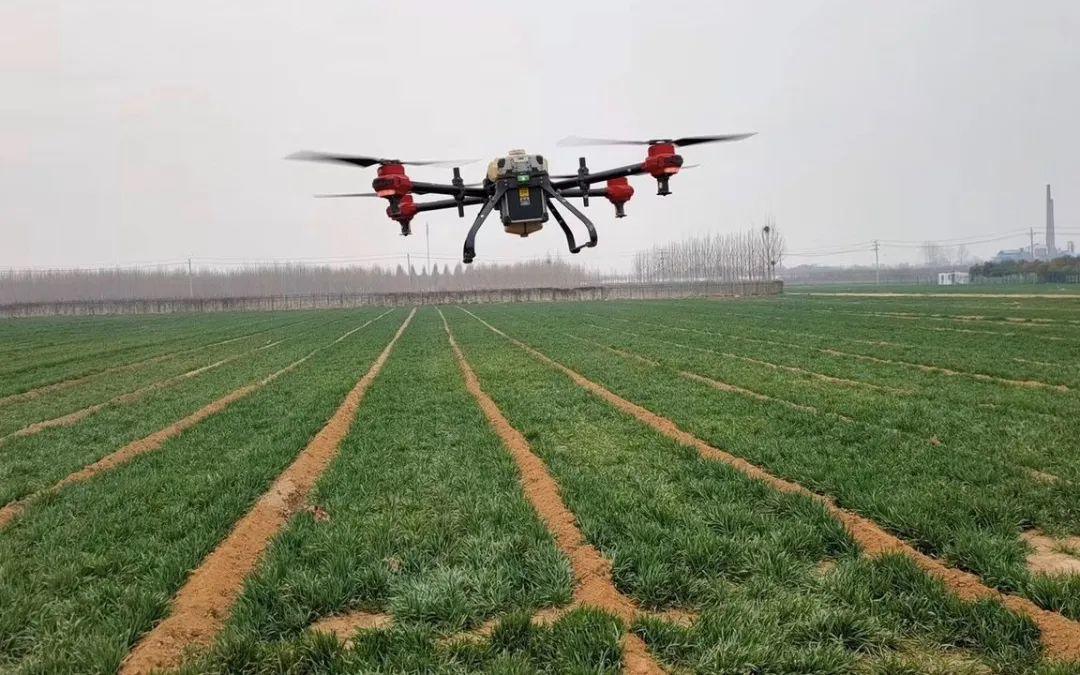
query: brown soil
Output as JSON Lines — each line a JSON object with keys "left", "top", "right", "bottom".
{"left": 0, "top": 315, "right": 390, "bottom": 531}
{"left": 818, "top": 348, "right": 1070, "bottom": 392}
{"left": 0, "top": 329, "right": 274, "bottom": 408}
{"left": 564, "top": 334, "right": 660, "bottom": 367}
{"left": 461, "top": 308, "right": 1080, "bottom": 662}
{"left": 440, "top": 309, "right": 663, "bottom": 674}
{"left": 679, "top": 370, "right": 838, "bottom": 418}
{"left": 922, "top": 325, "right": 1015, "bottom": 336}
{"left": 0, "top": 341, "right": 283, "bottom": 444}
{"left": 791, "top": 292, "right": 1080, "bottom": 299}
{"left": 1029, "top": 469, "right": 1063, "bottom": 485}
{"left": 120, "top": 309, "right": 414, "bottom": 675}
{"left": 649, "top": 608, "right": 698, "bottom": 628}
{"left": 1022, "top": 531, "right": 1080, "bottom": 577}
{"left": 308, "top": 611, "right": 394, "bottom": 645}
{"left": 587, "top": 321, "right": 906, "bottom": 395}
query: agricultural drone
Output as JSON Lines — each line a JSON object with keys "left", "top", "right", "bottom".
{"left": 288, "top": 133, "right": 755, "bottom": 264}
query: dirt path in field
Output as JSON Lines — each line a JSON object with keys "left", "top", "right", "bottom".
{"left": 808, "top": 307, "right": 1079, "bottom": 331}
{"left": 815, "top": 347, "right": 1071, "bottom": 393}
{"left": 679, "top": 371, "right": 851, "bottom": 420}
{"left": 0, "top": 341, "right": 283, "bottom": 444}
{"left": 564, "top": 334, "right": 660, "bottom": 367}
{"left": 440, "top": 309, "right": 663, "bottom": 674}
{"left": 0, "top": 311, "right": 394, "bottom": 531}
{"left": 791, "top": 292, "right": 1080, "bottom": 299}
{"left": 587, "top": 321, "right": 906, "bottom": 395}
{"left": 0, "top": 327, "right": 284, "bottom": 408}
{"left": 618, "top": 315, "right": 1070, "bottom": 393}
{"left": 1021, "top": 531, "right": 1080, "bottom": 576}
{"left": 120, "top": 309, "right": 414, "bottom": 675}
{"left": 461, "top": 307, "right": 1080, "bottom": 662}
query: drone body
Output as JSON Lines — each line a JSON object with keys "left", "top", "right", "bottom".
{"left": 290, "top": 133, "right": 754, "bottom": 263}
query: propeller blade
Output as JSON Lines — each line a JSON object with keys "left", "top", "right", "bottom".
{"left": 551, "top": 164, "right": 700, "bottom": 179}
{"left": 314, "top": 192, "right": 379, "bottom": 198}
{"left": 288, "top": 151, "right": 383, "bottom": 168}
{"left": 288, "top": 151, "right": 477, "bottom": 168}
{"left": 670, "top": 133, "right": 756, "bottom": 147}
{"left": 557, "top": 135, "right": 652, "bottom": 147}
{"left": 557, "top": 133, "right": 756, "bottom": 148}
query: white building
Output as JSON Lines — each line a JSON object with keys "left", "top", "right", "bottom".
{"left": 938, "top": 271, "right": 970, "bottom": 285}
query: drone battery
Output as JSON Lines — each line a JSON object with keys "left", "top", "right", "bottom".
{"left": 501, "top": 185, "right": 547, "bottom": 236}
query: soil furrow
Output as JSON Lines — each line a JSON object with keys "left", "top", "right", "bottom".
{"left": 678, "top": 370, "right": 844, "bottom": 419}
{"left": 618, "top": 315, "right": 1070, "bottom": 393}
{"left": 0, "top": 312, "right": 393, "bottom": 531}
{"left": 461, "top": 307, "right": 1080, "bottom": 662}
{"left": 790, "top": 292, "right": 1080, "bottom": 300}
{"left": 564, "top": 333, "right": 660, "bottom": 367}
{"left": 0, "top": 340, "right": 283, "bottom": 444}
{"left": 119, "top": 309, "right": 414, "bottom": 674}
{"left": 586, "top": 322, "right": 905, "bottom": 394}
{"left": 0, "top": 326, "right": 286, "bottom": 407}
{"left": 440, "top": 309, "right": 662, "bottom": 674}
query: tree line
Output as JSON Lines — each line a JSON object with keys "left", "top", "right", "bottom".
{"left": 1, "top": 225, "right": 785, "bottom": 305}
{"left": 970, "top": 256, "right": 1080, "bottom": 282}
{"left": 631, "top": 223, "right": 784, "bottom": 283}
{"left": 0, "top": 259, "right": 603, "bottom": 305}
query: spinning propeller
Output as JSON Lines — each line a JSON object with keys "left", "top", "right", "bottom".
{"left": 557, "top": 133, "right": 756, "bottom": 147}
{"left": 287, "top": 151, "right": 474, "bottom": 168}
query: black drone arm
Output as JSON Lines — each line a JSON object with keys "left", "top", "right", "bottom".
{"left": 410, "top": 181, "right": 488, "bottom": 199}
{"left": 559, "top": 187, "right": 609, "bottom": 199}
{"left": 413, "top": 196, "right": 488, "bottom": 213}
{"left": 548, "top": 162, "right": 648, "bottom": 190}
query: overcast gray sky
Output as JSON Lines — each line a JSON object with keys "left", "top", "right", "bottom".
{"left": 2, "top": 0, "right": 1078, "bottom": 272}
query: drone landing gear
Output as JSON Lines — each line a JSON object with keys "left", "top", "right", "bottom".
{"left": 546, "top": 200, "right": 582, "bottom": 253}
{"left": 461, "top": 180, "right": 597, "bottom": 264}
{"left": 542, "top": 182, "right": 597, "bottom": 252}
{"left": 463, "top": 184, "right": 508, "bottom": 264}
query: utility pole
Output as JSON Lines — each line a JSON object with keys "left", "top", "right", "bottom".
{"left": 1030, "top": 227, "right": 1035, "bottom": 260}
{"left": 187, "top": 257, "right": 194, "bottom": 299}
{"left": 873, "top": 240, "right": 880, "bottom": 285}
{"left": 425, "top": 222, "right": 431, "bottom": 291}
{"left": 406, "top": 253, "right": 414, "bottom": 292}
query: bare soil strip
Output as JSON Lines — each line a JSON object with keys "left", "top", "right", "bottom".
{"left": 461, "top": 307, "right": 1080, "bottom": 662}
{"left": 439, "top": 309, "right": 662, "bottom": 674}
{"left": 0, "top": 311, "right": 394, "bottom": 531}
{"left": 309, "top": 611, "right": 394, "bottom": 644}
{"left": 816, "top": 347, "right": 1070, "bottom": 393}
{"left": 120, "top": 309, "right": 415, "bottom": 675}
{"left": 1022, "top": 531, "right": 1080, "bottom": 577}
{"left": 0, "top": 341, "right": 283, "bottom": 444}
{"left": 564, "top": 333, "right": 660, "bottom": 367}
{"left": 0, "top": 328, "right": 282, "bottom": 408}
{"left": 679, "top": 370, "right": 850, "bottom": 420}
{"left": 615, "top": 315, "right": 1069, "bottom": 393}
{"left": 586, "top": 322, "right": 905, "bottom": 394}
{"left": 791, "top": 292, "right": 1080, "bottom": 299}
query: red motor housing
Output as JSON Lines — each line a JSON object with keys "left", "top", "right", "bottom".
{"left": 387, "top": 193, "right": 417, "bottom": 235}
{"left": 371, "top": 163, "right": 413, "bottom": 198}
{"left": 643, "top": 144, "right": 683, "bottom": 196}
{"left": 642, "top": 144, "right": 683, "bottom": 177}
{"left": 605, "top": 177, "right": 634, "bottom": 218}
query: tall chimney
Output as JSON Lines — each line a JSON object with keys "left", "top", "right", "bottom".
{"left": 1046, "top": 184, "right": 1056, "bottom": 256}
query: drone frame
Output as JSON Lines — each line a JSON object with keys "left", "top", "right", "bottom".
{"left": 291, "top": 134, "right": 754, "bottom": 263}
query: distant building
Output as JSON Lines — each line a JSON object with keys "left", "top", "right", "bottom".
{"left": 994, "top": 248, "right": 1030, "bottom": 262}
{"left": 938, "top": 271, "right": 970, "bottom": 285}
{"left": 993, "top": 185, "right": 1065, "bottom": 262}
